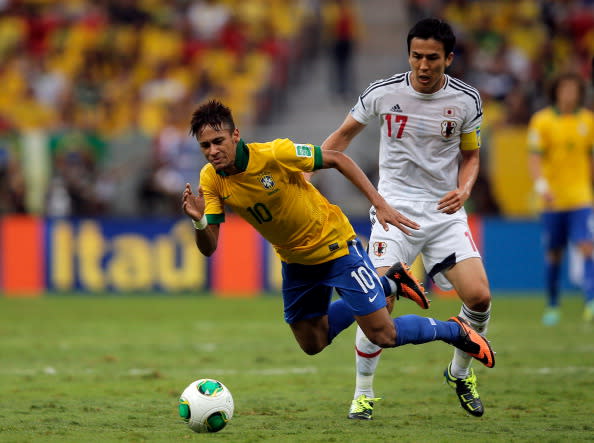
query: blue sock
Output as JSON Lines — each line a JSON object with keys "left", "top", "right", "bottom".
{"left": 379, "top": 275, "right": 393, "bottom": 296}
{"left": 584, "top": 257, "right": 594, "bottom": 303}
{"left": 327, "top": 299, "right": 355, "bottom": 344}
{"left": 393, "top": 315, "right": 460, "bottom": 346}
{"left": 546, "top": 261, "right": 561, "bottom": 308}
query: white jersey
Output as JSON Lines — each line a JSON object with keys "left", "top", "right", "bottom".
{"left": 350, "top": 71, "right": 483, "bottom": 202}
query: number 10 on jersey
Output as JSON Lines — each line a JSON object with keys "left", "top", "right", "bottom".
{"left": 385, "top": 114, "right": 408, "bottom": 138}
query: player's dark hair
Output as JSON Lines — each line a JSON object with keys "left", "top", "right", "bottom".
{"left": 407, "top": 18, "right": 456, "bottom": 56}
{"left": 548, "top": 72, "right": 586, "bottom": 107}
{"left": 189, "top": 100, "right": 236, "bottom": 137}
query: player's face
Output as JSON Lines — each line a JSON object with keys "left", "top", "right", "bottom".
{"left": 408, "top": 37, "right": 453, "bottom": 94}
{"left": 197, "top": 125, "right": 240, "bottom": 173}
{"left": 556, "top": 79, "right": 580, "bottom": 112}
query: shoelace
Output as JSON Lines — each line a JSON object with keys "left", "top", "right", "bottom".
{"left": 351, "top": 396, "right": 381, "bottom": 412}
{"left": 461, "top": 372, "right": 479, "bottom": 398}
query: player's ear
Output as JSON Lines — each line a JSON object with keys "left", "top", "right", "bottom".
{"left": 445, "top": 52, "right": 454, "bottom": 69}
{"left": 231, "top": 128, "right": 240, "bottom": 143}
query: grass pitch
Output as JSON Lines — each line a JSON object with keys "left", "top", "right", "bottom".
{"left": 1, "top": 293, "right": 593, "bottom": 442}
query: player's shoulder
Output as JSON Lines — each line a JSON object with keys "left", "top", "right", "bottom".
{"left": 360, "top": 72, "right": 408, "bottom": 99}
{"left": 199, "top": 163, "right": 219, "bottom": 187}
{"left": 529, "top": 106, "right": 555, "bottom": 124}
{"left": 578, "top": 107, "right": 594, "bottom": 120}
{"left": 444, "top": 75, "right": 482, "bottom": 103}
{"left": 200, "top": 162, "right": 215, "bottom": 176}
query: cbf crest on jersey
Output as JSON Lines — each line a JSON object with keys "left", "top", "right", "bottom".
{"left": 259, "top": 174, "right": 275, "bottom": 190}
{"left": 295, "top": 143, "right": 313, "bottom": 157}
{"left": 441, "top": 120, "right": 457, "bottom": 138}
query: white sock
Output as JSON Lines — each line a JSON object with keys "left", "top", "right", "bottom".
{"left": 386, "top": 277, "right": 398, "bottom": 294}
{"left": 354, "top": 325, "right": 383, "bottom": 399}
{"left": 450, "top": 304, "right": 491, "bottom": 379}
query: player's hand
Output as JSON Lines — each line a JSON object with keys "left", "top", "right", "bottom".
{"left": 302, "top": 171, "right": 314, "bottom": 182}
{"left": 437, "top": 189, "right": 469, "bottom": 214}
{"left": 182, "top": 183, "right": 205, "bottom": 221}
{"left": 374, "top": 202, "right": 420, "bottom": 235}
{"left": 541, "top": 190, "right": 554, "bottom": 209}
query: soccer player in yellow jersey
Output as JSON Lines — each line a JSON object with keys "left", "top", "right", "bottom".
{"left": 528, "top": 72, "right": 594, "bottom": 325}
{"left": 181, "top": 100, "right": 494, "bottom": 401}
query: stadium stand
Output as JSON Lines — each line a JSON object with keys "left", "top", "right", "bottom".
{"left": 0, "top": 0, "right": 322, "bottom": 216}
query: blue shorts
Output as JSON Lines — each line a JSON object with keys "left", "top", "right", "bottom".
{"left": 542, "top": 207, "right": 594, "bottom": 250}
{"left": 281, "top": 238, "right": 387, "bottom": 324}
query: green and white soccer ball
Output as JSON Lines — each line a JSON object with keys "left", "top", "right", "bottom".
{"left": 178, "top": 379, "right": 234, "bottom": 433}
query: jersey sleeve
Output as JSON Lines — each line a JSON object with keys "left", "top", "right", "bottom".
{"left": 199, "top": 164, "right": 226, "bottom": 224}
{"left": 350, "top": 83, "right": 378, "bottom": 125}
{"left": 461, "top": 90, "right": 483, "bottom": 133}
{"left": 272, "top": 139, "right": 323, "bottom": 172}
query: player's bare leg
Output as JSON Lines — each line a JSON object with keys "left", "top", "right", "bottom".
{"left": 443, "top": 257, "right": 491, "bottom": 417}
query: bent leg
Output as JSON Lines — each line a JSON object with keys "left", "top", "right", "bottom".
{"left": 352, "top": 266, "right": 393, "bottom": 404}
{"left": 444, "top": 257, "right": 491, "bottom": 378}
{"left": 289, "top": 297, "right": 358, "bottom": 355}
{"left": 289, "top": 316, "right": 330, "bottom": 356}
{"left": 355, "top": 308, "right": 465, "bottom": 349}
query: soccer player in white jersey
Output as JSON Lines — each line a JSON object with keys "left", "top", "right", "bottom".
{"left": 321, "top": 18, "right": 491, "bottom": 418}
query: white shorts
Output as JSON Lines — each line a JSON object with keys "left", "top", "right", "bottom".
{"left": 368, "top": 200, "right": 481, "bottom": 290}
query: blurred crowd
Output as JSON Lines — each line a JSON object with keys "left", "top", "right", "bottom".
{"left": 2, "top": 0, "right": 594, "bottom": 218}
{"left": 0, "top": 0, "right": 321, "bottom": 216}
{"left": 409, "top": 0, "right": 594, "bottom": 215}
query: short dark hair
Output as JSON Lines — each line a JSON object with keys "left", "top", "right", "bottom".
{"left": 548, "top": 72, "right": 586, "bottom": 107}
{"left": 406, "top": 18, "right": 456, "bottom": 56}
{"left": 189, "top": 100, "right": 236, "bottom": 137}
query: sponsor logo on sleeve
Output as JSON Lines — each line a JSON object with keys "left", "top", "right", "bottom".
{"left": 295, "top": 144, "right": 313, "bottom": 157}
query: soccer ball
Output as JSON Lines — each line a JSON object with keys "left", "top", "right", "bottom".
{"left": 178, "top": 379, "right": 234, "bottom": 433}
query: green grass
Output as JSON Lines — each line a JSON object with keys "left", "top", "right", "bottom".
{"left": 1, "top": 293, "right": 593, "bottom": 442}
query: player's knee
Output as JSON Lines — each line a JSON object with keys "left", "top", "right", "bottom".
{"left": 465, "top": 289, "right": 491, "bottom": 312}
{"left": 578, "top": 242, "right": 594, "bottom": 257}
{"left": 366, "top": 327, "right": 396, "bottom": 348}
{"left": 298, "top": 341, "right": 326, "bottom": 356}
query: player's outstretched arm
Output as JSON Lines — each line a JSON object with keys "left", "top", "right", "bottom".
{"left": 182, "top": 183, "right": 220, "bottom": 256}
{"left": 528, "top": 151, "right": 554, "bottom": 208}
{"left": 321, "top": 114, "right": 366, "bottom": 152}
{"left": 321, "top": 150, "right": 419, "bottom": 235}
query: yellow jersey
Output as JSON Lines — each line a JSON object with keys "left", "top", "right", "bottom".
{"left": 200, "top": 138, "right": 356, "bottom": 265}
{"left": 527, "top": 107, "right": 594, "bottom": 210}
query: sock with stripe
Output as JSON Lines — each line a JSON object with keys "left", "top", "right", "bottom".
{"left": 449, "top": 304, "right": 491, "bottom": 379}
{"left": 380, "top": 275, "right": 397, "bottom": 296}
{"left": 353, "top": 325, "right": 382, "bottom": 398}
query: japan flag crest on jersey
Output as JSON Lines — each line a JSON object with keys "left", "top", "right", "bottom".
{"left": 441, "top": 120, "right": 457, "bottom": 138}
{"left": 373, "top": 241, "right": 387, "bottom": 257}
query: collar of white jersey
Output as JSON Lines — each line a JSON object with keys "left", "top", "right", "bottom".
{"left": 406, "top": 71, "right": 450, "bottom": 96}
